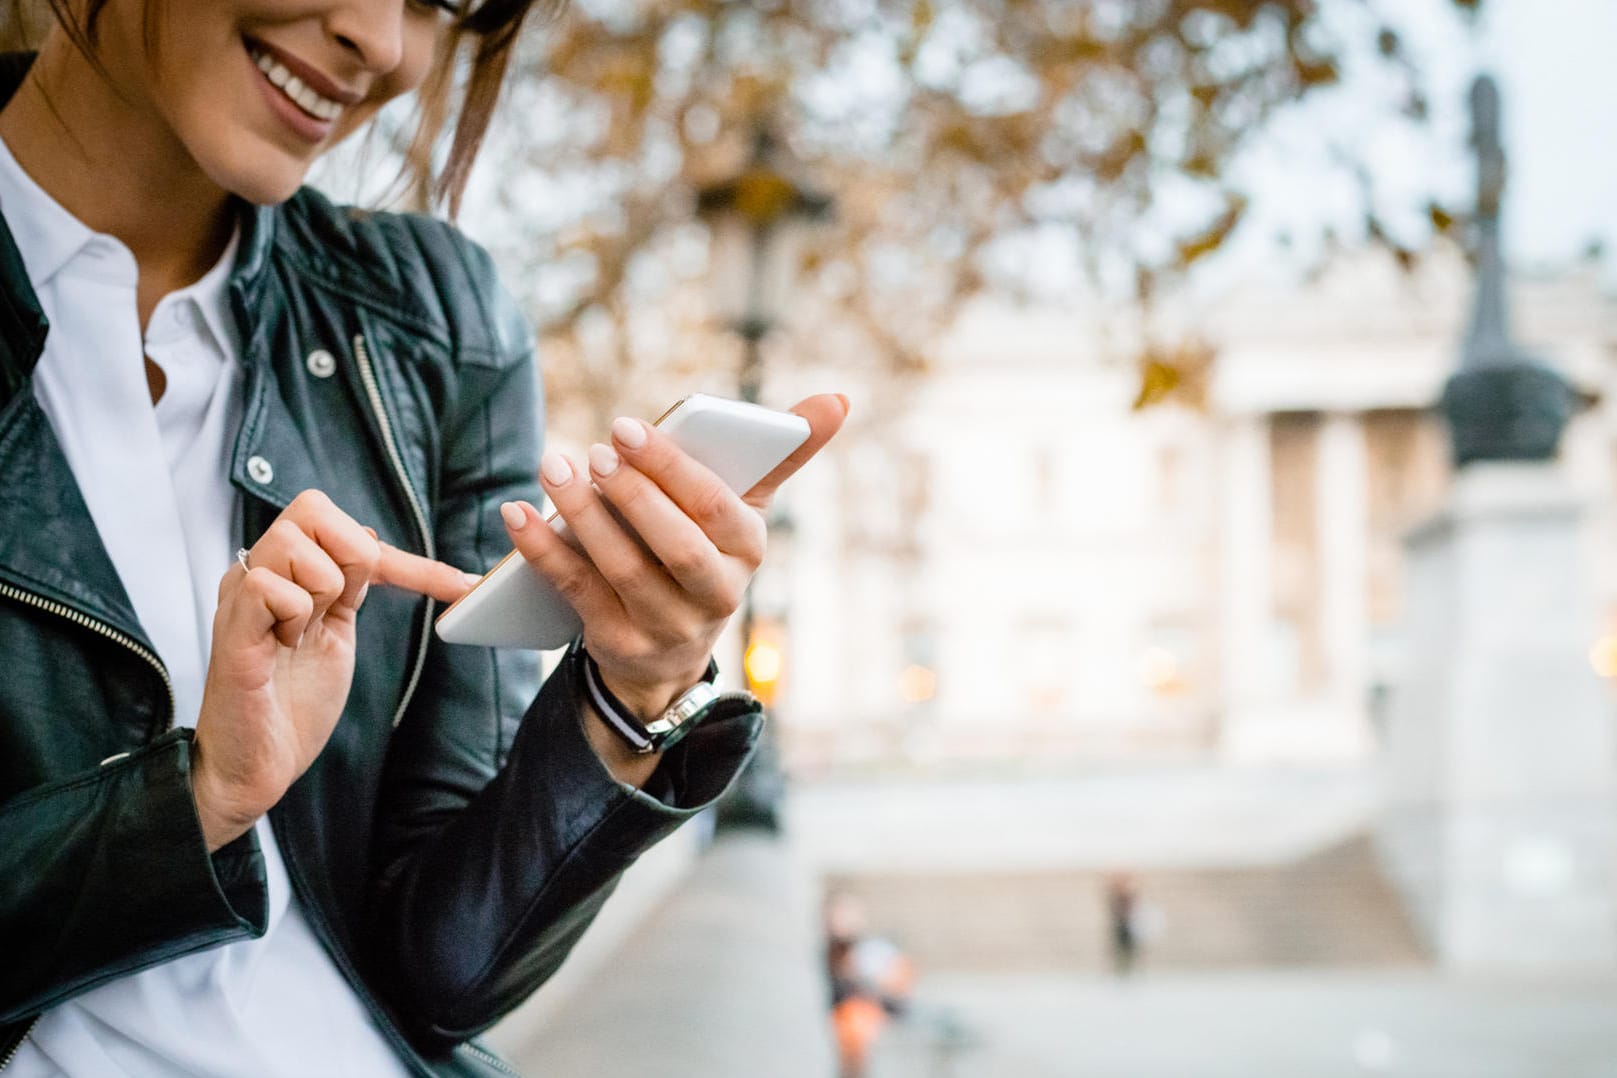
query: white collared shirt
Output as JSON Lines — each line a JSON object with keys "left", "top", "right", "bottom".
{"left": 0, "top": 137, "right": 409, "bottom": 1077}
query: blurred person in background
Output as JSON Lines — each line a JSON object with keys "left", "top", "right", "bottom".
{"left": 0, "top": 0, "right": 846, "bottom": 1074}
{"left": 1106, "top": 872, "right": 1141, "bottom": 976}
{"left": 825, "top": 892, "right": 914, "bottom": 1077}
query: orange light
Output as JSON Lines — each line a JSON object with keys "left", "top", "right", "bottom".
{"left": 1138, "top": 646, "right": 1186, "bottom": 696}
{"left": 1590, "top": 636, "right": 1617, "bottom": 679}
{"left": 745, "top": 639, "right": 783, "bottom": 702}
{"left": 899, "top": 664, "right": 937, "bottom": 704}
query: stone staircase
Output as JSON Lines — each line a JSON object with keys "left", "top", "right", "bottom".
{"left": 827, "top": 834, "right": 1426, "bottom": 972}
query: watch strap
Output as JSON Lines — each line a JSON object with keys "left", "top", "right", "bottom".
{"left": 576, "top": 641, "right": 720, "bottom": 755}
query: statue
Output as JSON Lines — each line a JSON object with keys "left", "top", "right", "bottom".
{"left": 1438, "top": 74, "right": 1574, "bottom": 467}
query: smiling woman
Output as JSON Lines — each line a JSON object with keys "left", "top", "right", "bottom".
{"left": 21, "top": 0, "right": 556, "bottom": 212}
{"left": 0, "top": 0, "right": 847, "bottom": 1075}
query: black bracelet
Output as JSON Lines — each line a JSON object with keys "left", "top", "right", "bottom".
{"left": 574, "top": 641, "right": 719, "bottom": 754}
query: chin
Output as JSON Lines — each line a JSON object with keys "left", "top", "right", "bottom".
{"left": 231, "top": 173, "right": 308, "bottom": 206}
{"left": 207, "top": 153, "right": 312, "bottom": 207}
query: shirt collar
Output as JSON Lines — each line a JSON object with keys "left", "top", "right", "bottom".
{"left": 146, "top": 227, "right": 242, "bottom": 355}
{"left": 0, "top": 131, "right": 242, "bottom": 355}
{"left": 0, "top": 130, "right": 99, "bottom": 291}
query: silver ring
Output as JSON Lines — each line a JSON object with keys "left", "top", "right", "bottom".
{"left": 235, "top": 547, "right": 252, "bottom": 574}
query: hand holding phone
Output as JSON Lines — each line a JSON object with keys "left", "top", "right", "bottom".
{"left": 436, "top": 394, "right": 812, "bottom": 651}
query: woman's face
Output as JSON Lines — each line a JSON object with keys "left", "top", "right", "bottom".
{"left": 94, "top": 0, "right": 450, "bottom": 203}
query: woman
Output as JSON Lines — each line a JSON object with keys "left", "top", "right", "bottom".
{"left": 0, "top": 1, "right": 846, "bottom": 1074}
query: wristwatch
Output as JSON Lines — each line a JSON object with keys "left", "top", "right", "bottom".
{"left": 573, "top": 640, "right": 725, "bottom": 755}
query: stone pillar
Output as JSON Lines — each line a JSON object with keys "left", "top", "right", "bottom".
{"left": 1218, "top": 414, "right": 1274, "bottom": 752}
{"left": 1315, "top": 412, "right": 1373, "bottom": 755}
{"left": 1379, "top": 464, "right": 1617, "bottom": 968}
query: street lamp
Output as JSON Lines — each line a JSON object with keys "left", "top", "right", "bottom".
{"left": 696, "top": 127, "right": 833, "bottom": 832}
{"left": 1439, "top": 74, "right": 1575, "bottom": 466}
{"left": 696, "top": 128, "right": 834, "bottom": 405}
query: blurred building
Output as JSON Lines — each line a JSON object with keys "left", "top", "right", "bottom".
{"left": 773, "top": 247, "right": 1617, "bottom": 771}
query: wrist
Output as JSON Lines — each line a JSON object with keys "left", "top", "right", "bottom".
{"left": 188, "top": 759, "right": 258, "bottom": 854}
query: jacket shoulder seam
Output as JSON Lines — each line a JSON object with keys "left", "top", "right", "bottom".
{"left": 272, "top": 198, "right": 506, "bottom": 365}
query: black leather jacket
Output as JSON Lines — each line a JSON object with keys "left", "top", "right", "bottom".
{"left": 0, "top": 55, "right": 762, "bottom": 1077}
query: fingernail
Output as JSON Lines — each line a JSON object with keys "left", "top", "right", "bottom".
{"left": 355, "top": 582, "right": 369, "bottom": 607}
{"left": 835, "top": 393, "right": 851, "bottom": 417}
{"left": 588, "top": 443, "right": 620, "bottom": 477}
{"left": 540, "top": 451, "right": 573, "bottom": 487}
{"left": 462, "top": 571, "right": 484, "bottom": 587}
{"left": 500, "top": 501, "right": 526, "bottom": 531}
{"left": 611, "top": 416, "right": 647, "bottom": 449}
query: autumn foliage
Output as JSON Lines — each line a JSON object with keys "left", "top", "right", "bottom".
{"left": 456, "top": 0, "right": 1478, "bottom": 419}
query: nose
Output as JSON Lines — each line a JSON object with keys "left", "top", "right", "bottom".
{"left": 325, "top": 0, "right": 405, "bottom": 74}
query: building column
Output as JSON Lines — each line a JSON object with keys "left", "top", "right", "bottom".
{"left": 1218, "top": 414, "right": 1274, "bottom": 737}
{"left": 1315, "top": 412, "right": 1371, "bottom": 742}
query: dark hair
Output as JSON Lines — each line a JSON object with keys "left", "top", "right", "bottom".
{"left": 25, "top": 0, "right": 562, "bottom": 217}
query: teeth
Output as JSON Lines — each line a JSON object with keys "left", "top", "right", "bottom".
{"left": 250, "top": 46, "right": 343, "bottom": 123}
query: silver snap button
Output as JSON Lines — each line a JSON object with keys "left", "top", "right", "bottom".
{"left": 247, "top": 455, "right": 274, "bottom": 484}
{"left": 306, "top": 349, "right": 337, "bottom": 379}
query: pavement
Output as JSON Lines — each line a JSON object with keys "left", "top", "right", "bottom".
{"left": 870, "top": 970, "right": 1617, "bottom": 1078}
{"left": 475, "top": 766, "right": 1615, "bottom": 1076}
{"left": 806, "top": 767, "right": 1617, "bottom": 1078}
{"left": 487, "top": 833, "right": 834, "bottom": 1078}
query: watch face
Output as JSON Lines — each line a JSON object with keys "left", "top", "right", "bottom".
{"left": 647, "top": 683, "right": 724, "bottom": 749}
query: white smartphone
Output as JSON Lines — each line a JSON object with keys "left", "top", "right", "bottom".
{"left": 434, "top": 394, "right": 811, "bottom": 650}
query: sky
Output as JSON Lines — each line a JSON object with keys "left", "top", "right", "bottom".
{"left": 976, "top": 0, "right": 1617, "bottom": 308}
{"left": 1472, "top": 0, "right": 1617, "bottom": 269}
{"left": 1234, "top": 0, "right": 1617, "bottom": 279}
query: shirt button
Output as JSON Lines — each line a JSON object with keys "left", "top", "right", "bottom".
{"left": 306, "top": 349, "right": 337, "bottom": 379}
{"left": 247, "top": 455, "right": 275, "bottom": 484}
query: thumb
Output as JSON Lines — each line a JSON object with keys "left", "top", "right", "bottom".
{"left": 743, "top": 392, "right": 850, "bottom": 510}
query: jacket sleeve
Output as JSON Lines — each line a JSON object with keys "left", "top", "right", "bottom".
{"left": 0, "top": 728, "right": 269, "bottom": 1023}
{"left": 365, "top": 233, "right": 763, "bottom": 1053}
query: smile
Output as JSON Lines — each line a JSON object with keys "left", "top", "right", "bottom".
{"left": 248, "top": 45, "right": 344, "bottom": 123}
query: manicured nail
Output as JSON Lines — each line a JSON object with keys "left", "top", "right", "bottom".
{"left": 462, "top": 571, "right": 484, "bottom": 588}
{"left": 355, "top": 582, "right": 369, "bottom": 607}
{"left": 540, "top": 451, "right": 573, "bottom": 486}
{"left": 588, "top": 443, "right": 620, "bottom": 477}
{"left": 500, "top": 501, "right": 526, "bottom": 531}
{"left": 835, "top": 392, "right": 851, "bottom": 417}
{"left": 611, "top": 416, "right": 647, "bottom": 449}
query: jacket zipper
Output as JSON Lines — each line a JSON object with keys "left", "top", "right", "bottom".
{"left": 351, "top": 332, "right": 435, "bottom": 729}
{"left": 0, "top": 1016, "right": 40, "bottom": 1072}
{"left": 0, "top": 589, "right": 172, "bottom": 1074}
{"left": 464, "top": 1040, "right": 523, "bottom": 1076}
{"left": 0, "top": 583, "right": 175, "bottom": 729}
